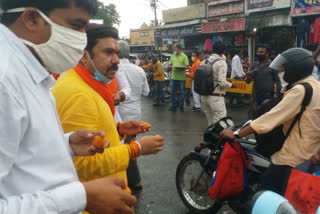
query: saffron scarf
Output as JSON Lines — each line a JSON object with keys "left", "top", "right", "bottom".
{"left": 74, "top": 63, "right": 115, "bottom": 116}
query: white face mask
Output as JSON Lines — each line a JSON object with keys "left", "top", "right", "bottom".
{"left": 278, "top": 72, "right": 289, "bottom": 93}
{"left": 6, "top": 8, "right": 87, "bottom": 74}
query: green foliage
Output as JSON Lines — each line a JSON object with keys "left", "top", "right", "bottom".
{"left": 94, "top": 1, "right": 120, "bottom": 26}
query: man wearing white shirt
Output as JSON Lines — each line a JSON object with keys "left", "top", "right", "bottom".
{"left": 114, "top": 66, "right": 132, "bottom": 123}
{"left": 231, "top": 49, "right": 245, "bottom": 79}
{"left": 0, "top": 0, "right": 136, "bottom": 214}
{"left": 230, "top": 49, "right": 245, "bottom": 104}
{"left": 117, "top": 41, "right": 150, "bottom": 190}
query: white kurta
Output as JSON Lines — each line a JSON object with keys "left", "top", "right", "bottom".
{"left": 114, "top": 64, "right": 132, "bottom": 123}
{"left": 231, "top": 55, "right": 245, "bottom": 79}
{"left": 118, "top": 59, "right": 150, "bottom": 121}
{"left": 0, "top": 24, "right": 86, "bottom": 213}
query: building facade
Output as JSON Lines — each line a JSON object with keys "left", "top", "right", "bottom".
{"left": 130, "top": 23, "right": 156, "bottom": 53}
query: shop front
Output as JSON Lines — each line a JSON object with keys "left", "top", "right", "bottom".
{"left": 291, "top": 0, "right": 320, "bottom": 51}
{"left": 245, "top": 0, "right": 293, "bottom": 62}
{"left": 202, "top": 18, "right": 246, "bottom": 53}
{"left": 202, "top": 0, "right": 246, "bottom": 55}
{"left": 155, "top": 20, "right": 202, "bottom": 54}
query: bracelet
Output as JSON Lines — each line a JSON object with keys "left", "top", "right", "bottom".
{"left": 128, "top": 140, "right": 140, "bottom": 159}
{"left": 117, "top": 123, "right": 125, "bottom": 138}
{"left": 135, "top": 141, "right": 142, "bottom": 155}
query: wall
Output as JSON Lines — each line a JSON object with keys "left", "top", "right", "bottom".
{"left": 130, "top": 28, "right": 155, "bottom": 46}
{"left": 162, "top": 3, "right": 206, "bottom": 23}
{"left": 188, "top": 0, "right": 205, "bottom": 5}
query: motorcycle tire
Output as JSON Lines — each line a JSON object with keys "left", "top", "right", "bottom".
{"left": 176, "top": 154, "right": 217, "bottom": 214}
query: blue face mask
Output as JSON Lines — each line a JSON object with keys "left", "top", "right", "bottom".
{"left": 86, "top": 52, "right": 112, "bottom": 85}
{"left": 93, "top": 71, "right": 112, "bottom": 84}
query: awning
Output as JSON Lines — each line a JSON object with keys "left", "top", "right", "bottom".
{"left": 155, "top": 20, "right": 202, "bottom": 39}
{"left": 155, "top": 19, "right": 202, "bottom": 30}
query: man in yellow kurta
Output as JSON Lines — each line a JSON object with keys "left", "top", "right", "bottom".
{"left": 141, "top": 55, "right": 165, "bottom": 105}
{"left": 52, "top": 24, "right": 164, "bottom": 187}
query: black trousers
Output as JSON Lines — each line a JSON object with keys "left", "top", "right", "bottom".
{"left": 125, "top": 135, "right": 141, "bottom": 187}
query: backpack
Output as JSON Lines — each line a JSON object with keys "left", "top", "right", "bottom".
{"left": 208, "top": 141, "right": 249, "bottom": 200}
{"left": 253, "top": 82, "right": 313, "bottom": 158}
{"left": 194, "top": 59, "right": 222, "bottom": 96}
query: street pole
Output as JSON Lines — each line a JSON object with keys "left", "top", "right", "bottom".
{"left": 151, "top": 0, "right": 158, "bottom": 27}
{"left": 151, "top": 0, "right": 160, "bottom": 55}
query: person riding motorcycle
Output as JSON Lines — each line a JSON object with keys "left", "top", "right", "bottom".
{"left": 221, "top": 48, "right": 320, "bottom": 194}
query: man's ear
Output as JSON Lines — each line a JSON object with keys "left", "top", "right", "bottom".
{"left": 20, "top": 8, "right": 44, "bottom": 32}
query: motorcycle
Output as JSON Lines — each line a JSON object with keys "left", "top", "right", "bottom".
{"left": 176, "top": 117, "right": 271, "bottom": 214}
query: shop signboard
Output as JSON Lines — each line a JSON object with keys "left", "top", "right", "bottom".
{"left": 202, "top": 19, "right": 245, "bottom": 33}
{"left": 247, "top": 0, "right": 291, "bottom": 13}
{"left": 156, "top": 26, "right": 199, "bottom": 38}
{"left": 292, "top": 0, "right": 320, "bottom": 16}
{"left": 208, "top": 1, "right": 244, "bottom": 16}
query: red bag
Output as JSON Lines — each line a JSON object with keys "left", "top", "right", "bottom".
{"left": 285, "top": 169, "right": 320, "bottom": 213}
{"left": 208, "top": 142, "right": 249, "bottom": 200}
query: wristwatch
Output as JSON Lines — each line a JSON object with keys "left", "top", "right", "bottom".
{"left": 233, "top": 129, "right": 240, "bottom": 139}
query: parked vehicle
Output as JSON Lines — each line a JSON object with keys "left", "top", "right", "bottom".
{"left": 142, "top": 61, "right": 170, "bottom": 103}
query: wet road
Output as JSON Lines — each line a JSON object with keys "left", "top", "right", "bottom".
{"left": 134, "top": 97, "right": 250, "bottom": 214}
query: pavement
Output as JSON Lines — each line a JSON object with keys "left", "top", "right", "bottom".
{"left": 133, "top": 96, "right": 250, "bottom": 214}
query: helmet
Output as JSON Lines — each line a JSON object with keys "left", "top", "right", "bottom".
{"left": 270, "top": 48, "right": 314, "bottom": 84}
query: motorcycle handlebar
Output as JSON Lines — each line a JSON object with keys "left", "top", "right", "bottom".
{"left": 196, "top": 136, "right": 233, "bottom": 152}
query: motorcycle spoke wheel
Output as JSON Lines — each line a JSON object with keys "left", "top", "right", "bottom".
{"left": 176, "top": 155, "right": 216, "bottom": 213}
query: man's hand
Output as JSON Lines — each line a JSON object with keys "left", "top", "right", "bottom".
{"left": 84, "top": 177, "right": 137, "bottom": 214}
{"left": 119, "top": 121, "right": 151, "bottom": 136}
{"left": 220, "top": 129, "right": 236, "bottom": 140}
{"left": 113, "top": 92, "right": 121, "bottom": 106}
{"left": 119, "top": 92, "right": 126, "bottom": 102}
{"left": 138, "top": 135, "right": 164, "bottom": 155}
{"left": 69, "top": 130, "right": 109, "bottom": 156}
{"left": 231, "top": 82, "right": 238, "bottom": 88}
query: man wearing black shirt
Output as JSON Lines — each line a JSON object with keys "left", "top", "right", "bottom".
{"left": 247, "top": 45, "right": 282, "bottom": 108}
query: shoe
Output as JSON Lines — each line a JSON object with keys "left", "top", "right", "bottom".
{"left": 153, "top": 102, "right": 160, "bottom": 106}
{"left": 180, "top": 108, "right": 184, "bottom": 112}
{"left": 168, "top": 107, "right": 177, "bottom": 111}
{"left": 191, "top": 106, "right": 197, "bottom": 111}
{"left": 191, "top": 108, "right": 200, "bottom": 112}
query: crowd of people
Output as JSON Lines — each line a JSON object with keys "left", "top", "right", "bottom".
{"left": 1, "top": 0, "right": 320, "bottom": 214}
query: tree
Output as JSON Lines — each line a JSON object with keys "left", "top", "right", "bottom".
{"left": 94, "top": 1, "right": 120, "bottom": 26}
